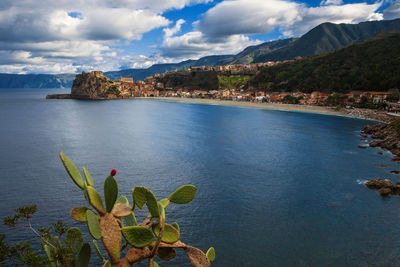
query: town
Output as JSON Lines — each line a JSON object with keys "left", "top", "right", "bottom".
{"left": 102, "top": 62, "right": 399, "bottom": 113}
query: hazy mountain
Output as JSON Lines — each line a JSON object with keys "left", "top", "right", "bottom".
{"left": 1, "top": 18, "right": 400, "bottom": 88}
{"left": 0, "top": 73, "right": 75, "bottom": 89}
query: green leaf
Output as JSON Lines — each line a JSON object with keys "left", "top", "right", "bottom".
{"left": 93, "top": 240, "right": 106, "bottom": 263}
{"left": 83, "top": 167, "right": 94, "bottom": 186}
{"left": 171, "top": 222, "right": 180, "bottom": 233}
{"left": 65, "top": 227, "right": 84, "bottom": 254}
{"left": 77, "top": 242, "right": 91, "bottom": 267}
{"left": 86, "top": 210, "right": 102, "bottom": 240}
{"left": 152, "top": 223, "right": 180, "bottom": 244}
{"left": 168, "top": 185, "right": 197, "bottom": 204}
{"left": 87, "top": 186, "right": 105, "bottom": 214}
{"left": 70, "top": 207, "right": 89, "bottom": 222}
{"left": 121, "top": 226, "right": 155, "bottom": 248}
{"left": 206, "top": 247, "right": 215, "bottom": 262}
{"left": 104, "top": 175, "right": 118, "bottom": 213}
{"left": 153, "top": 261, "right": 159, "bottom": 267}
{"left": 59, "top": 152, "right": 84, "bottom": 189}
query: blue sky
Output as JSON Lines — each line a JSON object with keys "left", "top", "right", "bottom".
{"left": 0, "top": 0, "right": 398, "bottom": 74}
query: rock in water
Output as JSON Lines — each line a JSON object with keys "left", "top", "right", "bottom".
{"left": 379, "top": 187, "right": 392, "bottom": 196}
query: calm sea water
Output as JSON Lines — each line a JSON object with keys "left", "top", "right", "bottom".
{"left": 1, "top": 89, "right": 400, "bottom": 266}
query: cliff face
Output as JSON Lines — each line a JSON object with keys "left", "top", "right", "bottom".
{"left": 71, "top": 71, "right": 112, "bottom": 98}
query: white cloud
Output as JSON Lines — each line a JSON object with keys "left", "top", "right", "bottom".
{"left": 198, "top": 0, "right": 302, "bottom": 38}
{"left": 197, "top": 0, "right": 383, "bottom": 38}
{"left": 160, "top": 0, "right": 383, "bottom": 59}
{"left": 384, "top": 0, "right": 400, "bottom": 19}
{"left": 0, "top": 0, "right": 209, "bottom": 73}
{"left": 320, "top": 0, "right": 343, "bottom": 6}
{"left": 161, "top": 20, "right": 261, "bottom": 59}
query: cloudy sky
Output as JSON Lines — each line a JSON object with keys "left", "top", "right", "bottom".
{"left": 0, "top": 0, "right": 399, "bottom": 74}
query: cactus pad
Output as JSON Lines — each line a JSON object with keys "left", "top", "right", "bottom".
{"left": 206, "top": 247, "right": 215, "bottom": 262}
{"left": 99, "top": 213, "right": 121, "bottom": 264}
{"left": 83, "top": 167, "right": 94, "bottom": 186}
{"left": 115, "top": 195, "right": 129, "bottom": 205}
{"left": 59, "top": 152, "right": 84, "bottom": 189}
{"left": 159, "top": 198, "right": 170, "bottom": 209}
{"left": 133, "top": 186, "right": 159, "bottom": 217}
{"left": 171, "top": 222, "right": 180, "bottom": 233}
{"left": 93, "top": 239, "right": 106, "bottom": 263}
{"left": 86, "top": 186, "right": 105, "bottom": 214}
{"left": 157, "top": 247, "right": 177, "bottom": 261}
{"left": 77, "top": 242, "right": 91, "bottom": 267}
{"left": 184, "top": 246, "right": 211, "bottom": 267}
{"left": 152, "top": 223, "right": 180, "bottom": 244}
{"left": 70, "top": 207, "right": 89, "bottom": 222}
{"left": 121, "top": 226, "right": 155, "bottom": 248}
{"left": 111, "top": 203, "right": 132, "bottom": 218}
{"left": 168, "top": 185, "right": 197, "bottom": 204}
{"left": 65, "top": 227, "right": 84, "bottom": 254}
{"left": 86, "top": 210, "right": 102, "bottom": 240}
{"left": 132, "top": 186, "right": 147, "bottom": 209}
{"left": 104, "top": 175, "right": 118, "bottom": 213}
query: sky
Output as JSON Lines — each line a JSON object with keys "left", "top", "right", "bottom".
{"left": 0, "top": 0, "right": 399, "bottom": 74}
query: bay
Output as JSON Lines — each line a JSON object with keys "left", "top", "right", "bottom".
{"left": 1, "top": 89, "right": 400, "bottom": 266}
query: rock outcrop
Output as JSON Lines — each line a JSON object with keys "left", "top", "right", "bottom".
{"left": 362, "top": 121, "right": 400, "bottom": 157}
{"left": 46, "top": 71, "right": 134, "bottom": 100}
{"left": 71, "top": 71, "right": 111, "bottom": 99}
{"left": 365, "top": 178, "right": 400, "bottom": 196}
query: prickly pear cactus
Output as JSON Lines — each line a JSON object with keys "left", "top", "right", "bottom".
{"left": 59, "top": 153, "right": 215, "bottom": 267}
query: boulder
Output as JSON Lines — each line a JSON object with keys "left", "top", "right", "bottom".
{"left": 365, "top": 178, "right": 386, "bottom": 189}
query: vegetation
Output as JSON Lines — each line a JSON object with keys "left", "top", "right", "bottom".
{"left": 1, "top": 153, "right": 215, "bottom": 266}
{"left": 218, "top": 75, "right": 250, "bottom": 89}
{"left": 2, "top": 205, "right": 87, "bottom": 266}
{"left": 106, "top": 85, "right": 120, "bottom": 96}
{"left": 325, "top": 94, "right": 348, "bottom": 107}
{"left": 281, "top": 95, "right": 303, "bottom": 104}
{"left": 251, "top": 32, "right": 400, "bottom": 93}
{"left": 156, "top": 71, "right": 219, "bottom": 91}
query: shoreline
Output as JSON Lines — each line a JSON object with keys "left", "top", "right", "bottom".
{"left": 142, "top": 97, "right": 393, "bottom": 123}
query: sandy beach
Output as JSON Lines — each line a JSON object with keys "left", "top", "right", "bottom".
{"left": 145, "top": 97, "right": 393, "bottom": 122}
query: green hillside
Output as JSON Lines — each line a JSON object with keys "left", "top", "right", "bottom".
{"left": 250, "top": 32, "right": 400, "bottom": 93}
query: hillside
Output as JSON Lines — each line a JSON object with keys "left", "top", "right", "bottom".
{"left": 250, "top": 32, "right": 400, "bottom": 93}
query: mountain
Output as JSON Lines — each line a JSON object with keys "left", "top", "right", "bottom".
{"left": 1, "top": 18, "right": 400, "bottom": 88}
{"left": 250, "top": 31, "right": 400, "bottom": 93}
{"left": 254, "top": 18, "right": 400, "bottom": 62}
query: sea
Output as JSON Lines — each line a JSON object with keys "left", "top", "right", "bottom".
{"left": 1, "top": 89, "right": 400, "bottom": 266}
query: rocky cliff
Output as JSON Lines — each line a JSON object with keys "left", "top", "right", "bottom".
{"left": 71, "top": 71, "right": 112, "bottom": 98}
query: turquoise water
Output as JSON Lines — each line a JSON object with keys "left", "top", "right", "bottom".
{"left": 1, "top": 89, "right": 400, "bottom": 266}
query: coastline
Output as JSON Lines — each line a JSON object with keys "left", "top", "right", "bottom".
{"left": 142, "top": 97, "right": 393, "bottom": 123}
